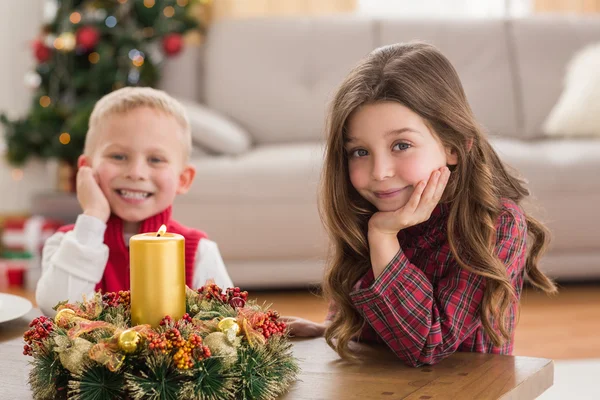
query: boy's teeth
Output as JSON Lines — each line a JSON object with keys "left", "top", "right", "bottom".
{"left": 119, "top": 190, "right": 149, "bottom": 199}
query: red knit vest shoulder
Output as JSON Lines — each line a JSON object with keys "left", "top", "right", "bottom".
{"left": 57, "top": 206, "right": 206, "bottom": 293}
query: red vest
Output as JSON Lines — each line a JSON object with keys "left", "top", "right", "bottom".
{"left": 58, "top": 206, "right": 206, "bottom": 293}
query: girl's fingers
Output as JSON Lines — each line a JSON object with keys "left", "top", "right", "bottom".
{"left": 433, "top": 167, "right": 450, "bottom": 200}
{"left": 421, "top": 170, "right": 441, "bottom": 203}
{"left": 404, "top": 180, "right": 426, "bottom": 214}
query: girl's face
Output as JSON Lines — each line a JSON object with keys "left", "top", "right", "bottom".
{"left": 345, "top": 101, "right": 457, "bottom": 212}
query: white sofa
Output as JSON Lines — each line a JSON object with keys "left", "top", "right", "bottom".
{"left": 160, "top": 16, "right": 600, "bottom": 288}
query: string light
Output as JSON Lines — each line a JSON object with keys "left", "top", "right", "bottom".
{"left": 59, "top": 132, "right": 71, "bottom": 145}
{"left": 105, "top": 16, "right": 117, "bottom": 28}
{"left": 132, "top": 55, "right": 144, "bottom": 67}
{"left": 53, "top": 37, "right": 64, "bottom": 50}
{"left": 144, "top": 0, "right": 155, "bottom": 7}
{"left": 40, "top": 96, "right": 51, "bottom": 107}
{"left": 11, "top": 169, "right": 24, "bottom": 181}
{"left": 70, "top": 12, "right": 81, "bottom": 24}
{"left": 142, "top": 27, "right": 154, "bottom": 37}
{"left": 163, "top": 6, "right": 175, "bottom": 17}
{"left": 89, "top": 52, "right": 100, "bottom": 64}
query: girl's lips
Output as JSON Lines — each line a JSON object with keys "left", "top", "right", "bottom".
{"left": 374, "top": 187, "right": 407, "bottom": 199}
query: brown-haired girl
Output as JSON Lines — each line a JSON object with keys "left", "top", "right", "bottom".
{"left": 284, "top": 42, "right": 557, "bottom": 367}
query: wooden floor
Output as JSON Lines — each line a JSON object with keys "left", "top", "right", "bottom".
{"left": 4, "top": 282, "right": 599, "bottom": 361}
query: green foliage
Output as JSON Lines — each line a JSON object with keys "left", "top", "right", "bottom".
{"left": 2, "top": 0, "right": 201, "bottom": 166}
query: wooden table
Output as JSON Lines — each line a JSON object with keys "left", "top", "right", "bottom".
{"left": 0, "top": 309, "right": 553, "bottom": 399}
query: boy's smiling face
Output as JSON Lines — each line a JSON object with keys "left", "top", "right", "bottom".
{"left": 81, "top": 106, "right": 195, "bottom": 224}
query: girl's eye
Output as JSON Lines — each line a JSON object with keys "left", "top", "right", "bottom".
{"left": 110, "top": 154, "right": 126, "bottom": 161}
{"left": 351, "top": 149, "right": 369, "bottom": 158}
{"left": 149, "top": 157, "right": 164, "bottom": 164}
{"left": 393, "top": 142, "right": 411, "bottom": 151}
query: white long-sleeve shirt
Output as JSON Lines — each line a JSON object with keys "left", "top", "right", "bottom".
{"left": 36, "top": 214, "right": 233, "bottom": 316}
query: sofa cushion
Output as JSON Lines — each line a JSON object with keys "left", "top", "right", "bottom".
{"left": 379, "top": 19, "right": 520, "bottom": 139}
{"left": 181, "top": 100, "right": 253, "bottom": 155}
{"left": 490, "top": 137, "right": 600, "bottom": 251}
{"left": 175, "top": 143, "right": 327, "bottom": 261}
{"left": 189, "top": 142, "right": 324, "bottom": 200}
{"left": 204, "top": 17, "right": 378, "bottom": 145}
{"left": 543, "top": 42, "right": 600, "bottom": 138}
{"left": 510, "top": 16, "right": 600, "bottom": 138}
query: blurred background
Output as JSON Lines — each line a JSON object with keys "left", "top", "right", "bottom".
{"left": 0, "top": 1, "right": 599, "bottom": 398}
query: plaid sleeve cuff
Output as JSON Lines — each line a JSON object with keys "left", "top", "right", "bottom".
{"left": 350, "top": 248, "right": 413, "bottom": 306}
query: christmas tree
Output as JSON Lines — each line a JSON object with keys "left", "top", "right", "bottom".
{"left": 1, "top": 0, "right": 205, "bottom": 167}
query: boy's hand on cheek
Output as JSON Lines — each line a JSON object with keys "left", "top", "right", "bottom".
{"left": 77, "top": 166, "right": 111, "bottom": 223}
{"left": 368, "top": 166, "right": 450, "bottom": 237}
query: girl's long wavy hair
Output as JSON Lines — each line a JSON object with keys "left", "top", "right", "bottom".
{"left": 320, "top": 42, "right": 557, "bottom": 360}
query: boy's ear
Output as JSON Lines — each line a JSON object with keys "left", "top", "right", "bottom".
{"left": 78, "top": 154, "right": 89, "bottom": 168}
{"left": 176, "top": 164, "right": 196, "bottom": 194}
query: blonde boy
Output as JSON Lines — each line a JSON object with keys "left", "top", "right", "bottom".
{"left": 36, "top": 87, "right": 232, "bottom": 316}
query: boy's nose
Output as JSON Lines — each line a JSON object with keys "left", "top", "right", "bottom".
{"left": 371, "top": 156, "right": 395, "bottom": 181}
{"left": 125, "top": 160, "right": 149, "bottom": 180}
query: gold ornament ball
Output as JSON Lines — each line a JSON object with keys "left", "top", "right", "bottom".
{"left": 217, "top": 317, "right": 240, "bottom": 334}
{"left": 118, "top": 329, "right": 141, "bottom": 354}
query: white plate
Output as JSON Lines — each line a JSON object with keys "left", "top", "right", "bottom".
{"left": 0, "top": 293, "right": 33, "bottom": 324}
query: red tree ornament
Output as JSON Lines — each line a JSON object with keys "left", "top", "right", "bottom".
{"left": 32, "top": 39, "right": 51, "bottom": 63}
{"left": 76, "top": 26, "right": 100, "bottom": 52}
{"left": 162, "top": 33, "right": 183, "bottom": 56}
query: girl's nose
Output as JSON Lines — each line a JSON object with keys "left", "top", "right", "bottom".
{"left": 371, "top": 155, "right": 395, "bottom": 181}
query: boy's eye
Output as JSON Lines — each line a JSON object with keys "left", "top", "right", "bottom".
{"left": 110, "top": 154, "right": 126, "bottom": 161}
{"left": 393, "top": 142, "right": 411, "bottom": 151}
{"left": 149, "top": 157, "right": 164, "bottom": 164}
{"left": 350, "top": 149, "right": 369, "bottom": 158}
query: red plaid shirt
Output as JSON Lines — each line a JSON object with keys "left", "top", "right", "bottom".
{"left": 329, "top": 199, "right": 527, "bottom": 367}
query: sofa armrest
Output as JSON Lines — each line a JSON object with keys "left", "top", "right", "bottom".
{"left": 181, "top": 100, "right": 253, "bottom": 155}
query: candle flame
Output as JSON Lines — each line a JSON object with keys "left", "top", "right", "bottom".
{"left": 157, "top": 224, "right": 167, "bottom": 237}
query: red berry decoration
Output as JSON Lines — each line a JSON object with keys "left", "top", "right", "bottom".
{"left": 23, "top": 316, "right": 54, "bottom": 356}
{"left": 198, "top": 283, "right": 224, "bottom": 301}
{"left": 32, "top": 39, "right": 51, "bottom": 63}
{"left": 182, "top": 313, "right": 193, "bottom": 323}
{"left": 253, "top": 310, "right": 286, "bottom": 340}
{"left": 102, "top": 290, "right": 131, "bottom": 308}
{"left": 76, "top": 26, "right": 100, "bottom": 51}
{"left": 162, "top": 33, "right": 183, "bottom": 56}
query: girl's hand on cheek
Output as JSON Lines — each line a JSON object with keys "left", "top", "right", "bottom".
{"left": 368, "top": 166, "right": 450, "bottom": 236}
{"left": 77, "top": 166, "right": 111, "bottom": 223}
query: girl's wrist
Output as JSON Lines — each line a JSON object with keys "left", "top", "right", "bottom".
{"left": 368, "top": 234, "right": 400, "bottom": 279}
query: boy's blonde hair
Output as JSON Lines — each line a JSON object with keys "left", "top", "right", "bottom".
{"left": 85, "top": 87, "right": 191, "bottom": 160}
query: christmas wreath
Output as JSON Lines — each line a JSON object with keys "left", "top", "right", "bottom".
{"left": 23, "top": 283, "right": 299, "bottom": 400}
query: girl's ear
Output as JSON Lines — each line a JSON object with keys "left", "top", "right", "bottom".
{"left": 445, "top": 147, "right": 459, "bottom": 166}
{"left": 466, "top": 138, "right": 474, "bottom": 151}
{"left": 445, "top": 139, "right": 473, "bottom": 166}
{"left": 176, "top": 164, "right": 196, "bottom": 194}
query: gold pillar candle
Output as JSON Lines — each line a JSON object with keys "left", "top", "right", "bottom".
{"left": 130, "top": 225, "right": 186, "bottom": 327}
